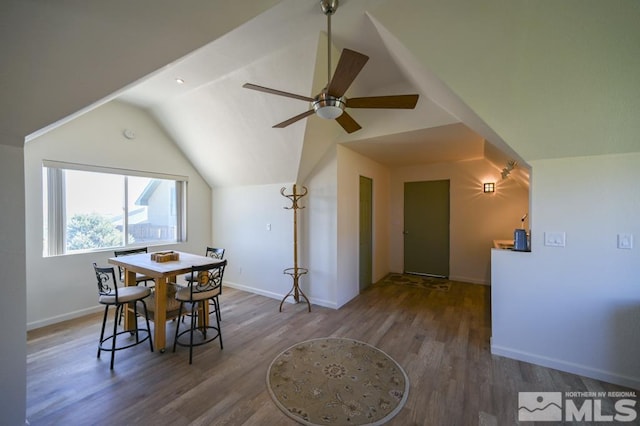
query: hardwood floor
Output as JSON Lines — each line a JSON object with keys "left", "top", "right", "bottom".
{"left": 27, "top": 278, "right": 633, "bottom": 425}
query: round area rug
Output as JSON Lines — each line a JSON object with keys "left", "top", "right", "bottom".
{"left": 267, "top": 337, "right": 409, "bottom": 425}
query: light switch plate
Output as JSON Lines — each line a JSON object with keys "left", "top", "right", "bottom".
{"left": 618, "top": 233, "right": 633, "bottom": 249}
{"left": 544, "top": 231, "right": 566, "bottom": 247}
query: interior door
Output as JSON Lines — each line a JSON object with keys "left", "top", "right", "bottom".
{"left": 403, "top": 180, "right": 450, "bottom": 277}
{"left": 359, "top": 176, "right": 373, "bottom": 291}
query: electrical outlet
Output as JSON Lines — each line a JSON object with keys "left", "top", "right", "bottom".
{"left": 266, "top": 223, "right": 271, "bottom": 231}
{"left": 618, "top": 233, "right": 633, "bottom": 249}
{"left": 544, "top": 231, "right": 566, "bottom": 247}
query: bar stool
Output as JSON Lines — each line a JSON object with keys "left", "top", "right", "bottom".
{"left": 173, "top": 260, "right": 227, "bottom": 364}
{"left": 114, "top": 247, "right": 154, "bottom": 325}
{"left": 182, "top": 247, "right": 225, "bottom": 322}
{"left": 93, "top": 263, "right": 154, "bottom": 369}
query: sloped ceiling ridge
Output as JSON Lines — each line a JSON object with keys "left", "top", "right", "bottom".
{"left": 366, "top": 12, "right": 529, "bottom": 170}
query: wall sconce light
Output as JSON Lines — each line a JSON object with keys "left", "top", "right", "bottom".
{"left": 483, "top": 182, "right": 495, "bottom": 193}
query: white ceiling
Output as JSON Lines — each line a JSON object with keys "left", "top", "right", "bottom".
{"left": 343, "top": 123, "right": 485, "bottom": 167}
{"left": 118, "top": 0, "right": 496, "bottom": 187}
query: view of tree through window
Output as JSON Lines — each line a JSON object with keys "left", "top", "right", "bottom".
{"left": 66, "top": 213, "right": 124, "bottom": 251}
{"left": 65, "top": 170, "right": 125, "bottom": 252}
{"left": 43, "top": 164, "right": 185, "bottom": 256}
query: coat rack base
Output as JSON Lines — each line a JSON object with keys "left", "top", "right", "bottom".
{"left": 280, "top": 267, "right": 310, "bottom": 312}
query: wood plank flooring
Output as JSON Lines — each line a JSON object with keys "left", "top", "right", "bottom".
{"left": 27, "top": 278, "right": 634, "bottom": 425}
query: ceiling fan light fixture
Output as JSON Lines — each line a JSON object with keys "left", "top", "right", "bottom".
{"left": 313, "top": 93, "right": 345, "bottom": 119}
{"left": 315, "top": 104, "right": 344, "bottom": 119}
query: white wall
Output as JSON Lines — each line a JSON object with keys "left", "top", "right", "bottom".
{"left": 24, "top": 101, "right": 212, "bottom": 329}
{"left": 492, "top": 153, "right": 640, "bottom": 389}
{"left": 219, "top": 141, "right": 394, "bottom": 312}
{"left": 0, "top": 144, "right": 27, "bottom": 426}
{"left": 390, "top": 157, "right": 529, "bottom": 284}
{"left": 301, "top": 146, "right": 339, "bottom": 308}
{"left": 211, "top": 149, "right": 344, "bottom": 311}
{"left": 336, "top": 145, "right": 392, "bottom": 307}
{"left": 212, "top": 183, "right": 295, "bottom": 303}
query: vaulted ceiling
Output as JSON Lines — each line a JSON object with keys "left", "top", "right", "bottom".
{"left": 1, "top": 0, "right": 532, "bottom": 189}
{"left": 4, "top": 0, "right": 637, "bottom": 190}
{"left": 117, "top": 0, "right": 522, "bottom": 188}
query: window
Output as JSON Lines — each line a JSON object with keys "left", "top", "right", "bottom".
{"left": 43, "top": 161, "right": 187, "bottom": 256}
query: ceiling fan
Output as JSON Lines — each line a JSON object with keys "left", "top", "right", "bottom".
{"left": 242, "top": 0, "right": 419, "bottom": 134}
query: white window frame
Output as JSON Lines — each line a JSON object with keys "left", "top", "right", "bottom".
{"left": 43, "top": 160, "right": 188, "bottom": 256}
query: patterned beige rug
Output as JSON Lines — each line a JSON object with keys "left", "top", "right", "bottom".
{"left": 267, "top": 337, "right": 409, "bottom": 425}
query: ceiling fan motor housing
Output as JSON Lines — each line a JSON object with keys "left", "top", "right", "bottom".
{"left": 320, "top": 0, "right": 339, "bottom": 15}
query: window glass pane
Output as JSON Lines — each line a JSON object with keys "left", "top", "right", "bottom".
{"left": 65, "top": 170, "right": 125, "bottom": 253}
{"left": 127, "top": 176, "right": 177, "bottom": 244}
{"left": 43, "top": 163, "right": 185, "bottom": 257}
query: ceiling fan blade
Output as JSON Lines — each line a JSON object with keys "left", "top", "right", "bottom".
{"left": 243, "top": 83, "right": 314, "bottom": 102}
{"left": 273, "top": 110, "right": 316, "bottom": 128}
{"left": 326, "top": 49, "right": 369, "bottom": 98}
{"left": 347, "top": 94, "right": 419, "bottom": 109}
{"left": 335, "top": 111, "right": 362, "bottom": 134}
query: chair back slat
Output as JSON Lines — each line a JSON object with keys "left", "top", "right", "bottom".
{"left": 205, "top": 247, "right": 225, "bottom": 260}
{"left": 187, "top": 260, "right": 227, "bottom": 299}
{"left": 114, "top": 247, "right": 148, "bottom": 282}
{"left": 93, "top": 263, "right": 118, "bottom": 300}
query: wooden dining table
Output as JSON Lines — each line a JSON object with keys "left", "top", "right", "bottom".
{"left": 108, "top": 250, "right": 224, "bottom": 352}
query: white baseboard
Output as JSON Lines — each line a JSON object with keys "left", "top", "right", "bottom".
{"left": 29, "top": 280, "right": 339, "bottom": 331}
{"left": 491, "top": 343, "right": 640, "bottom": 390}
{"left": 223, "top": 281, "right": 338, "bottom": 310}
{"left": 307, "top": 297, "right": 338, "bottom": 310}
{"left": 223, "top": 280, "right": 283, "bottom": 301}
{"left": 28, "top": 305, "right": 102, "bottom": 331}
